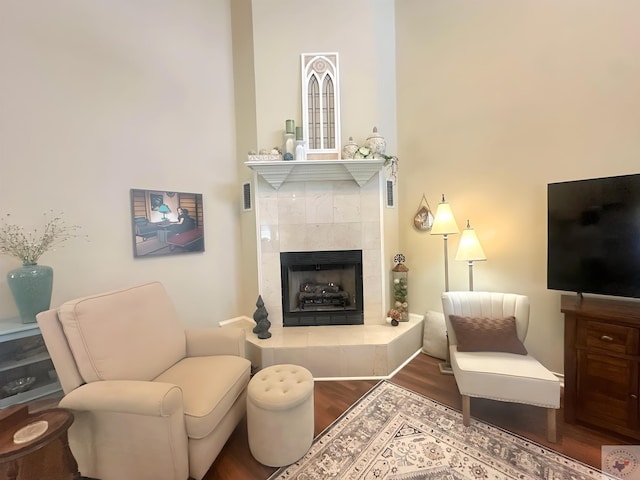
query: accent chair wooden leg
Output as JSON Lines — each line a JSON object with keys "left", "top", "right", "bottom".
{"left": 546, "top": 408, "right": 557, "bottom": 443}
{"left": 462, "top": 395, "right": 471, "bottom": 427}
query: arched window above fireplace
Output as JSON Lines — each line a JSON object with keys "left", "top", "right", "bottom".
{"left": 301, "top": 53, "right": 340, "bottom": 159}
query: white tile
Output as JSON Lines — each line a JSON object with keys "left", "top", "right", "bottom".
{"left": 277, "top": 194, "right": 306, "bottom": 225}
{"left": 307, "top": 346, "right": 344, "bottom": 377}
{"left": 328, "top": 223, "right": 362, "bottom": 250}
{"left": 333, "top": 190, "right": 362, "bottom": 223}
{"left": 244, "top": 317, "right": 425, "bottom": 378}
{"left": 260, "top": 224, "right": 280, "bottom": 253}
{"left": 304, "top": 223, "right": 337, "bottom": 250}
{"left": 279, "top": 224, "right": 306, "bottom": 251}
{"left": 272, "top": 347, "right": 310, "bottom": 368}
{"left": 343, "top": 345, "right": 377, "bottom": 376}
{"left": 257, "top": 195, "right": 279, "bottom": 225}
{"left": 304, "top": 182, "right": 334, "bottom": 224}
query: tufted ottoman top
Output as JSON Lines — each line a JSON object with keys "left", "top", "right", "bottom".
{"left": 248, "top": 364, "right": 314, "bottom": 411}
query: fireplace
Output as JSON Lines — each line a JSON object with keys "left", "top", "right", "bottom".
{"left": 280, "top": 250, "right": 364, "bottom": 326}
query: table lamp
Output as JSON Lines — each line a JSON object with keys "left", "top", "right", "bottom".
{"left": 158, "top": 204, "right": 171, "bottom": 221}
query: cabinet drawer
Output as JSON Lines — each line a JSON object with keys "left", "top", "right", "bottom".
{"left": 578, "top": 320, "right": 639, "bottom": 355}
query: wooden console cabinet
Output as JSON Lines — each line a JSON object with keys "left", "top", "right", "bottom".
{"left": 562, "top": 294, "right": 640, "bottom": 439}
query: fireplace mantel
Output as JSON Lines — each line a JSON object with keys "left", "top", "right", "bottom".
{"left": 245, "top": 158, "right": 385, "bottom": 189}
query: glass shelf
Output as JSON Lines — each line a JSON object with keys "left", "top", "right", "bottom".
{"left": 0, "top": 317, "right": 61, "bottom": 407}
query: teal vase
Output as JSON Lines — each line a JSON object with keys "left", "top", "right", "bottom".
{"left": 7, "top": 263, "right": 53, "bottom": 324}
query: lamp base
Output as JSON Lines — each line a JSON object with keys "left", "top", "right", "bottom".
{"left": 438, "top": 362, "right": 454, "bottom": 375}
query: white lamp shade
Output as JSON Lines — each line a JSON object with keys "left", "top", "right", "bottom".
{"left": 430, "top": 202, "right": 459, "bottom": 236}
{"left": 455, "top": 225, "right": 487, "bottom": 261}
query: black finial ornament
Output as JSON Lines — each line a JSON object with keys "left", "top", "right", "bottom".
{"left": 393, "top": 253, "right": 405, "bottom": 264}
{"left": 253, "top": 295, "right": 271, "bottom": 339}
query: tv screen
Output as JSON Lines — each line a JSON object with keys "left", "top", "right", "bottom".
{"left": 547, "top": 173, "right": 640, "bottom": 299}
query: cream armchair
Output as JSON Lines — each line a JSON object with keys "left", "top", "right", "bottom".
{"left": 36, "top": 282, "right": 251, "bottom": 480}
{"left": 441, "top": 291, "right": 560, "bottom": 442}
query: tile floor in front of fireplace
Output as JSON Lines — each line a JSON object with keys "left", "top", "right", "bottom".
{"left": 224, "top": 314, "right": 424, "bottom": 379}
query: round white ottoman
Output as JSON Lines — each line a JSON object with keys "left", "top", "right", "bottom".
{"left": 247, "top": 364, "right": 314, "bottom": 467}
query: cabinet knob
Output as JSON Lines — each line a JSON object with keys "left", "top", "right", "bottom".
{"left": 600, "top": 335, "right": 614, "bottom": 342}
{"left": 631, "top": 394, "right": 638, "bottom": 400}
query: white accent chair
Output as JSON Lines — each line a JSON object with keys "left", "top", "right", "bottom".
{"left": 441, "top": 291, "right": 560, "bottom": 442}
{"left": 36, "top": 282, "right": 252, "bottom": 480}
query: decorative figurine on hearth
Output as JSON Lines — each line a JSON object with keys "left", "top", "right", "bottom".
{"left": 386, "top": 308, "right": 402, "bottom": 326}
{"left": 253, "top": 295, "right": 272, "bottom": 339}
{"left": 392, "top": 253, "right": 409, "bottom": 321}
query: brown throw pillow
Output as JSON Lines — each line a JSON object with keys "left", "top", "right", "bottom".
{"left": 449, "top": 315, "right": 528, "bottom": 355}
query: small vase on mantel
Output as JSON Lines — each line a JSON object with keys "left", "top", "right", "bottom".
{"left": 7, "top": 263, "right": 53, "bottom": 324}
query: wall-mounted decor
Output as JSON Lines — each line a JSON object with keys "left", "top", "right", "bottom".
{"left": 413, "top": 194, "right": 434, "bottom": 232}
{"left": 301, "top": 52, "right": 340, "bottom": 160}
{"left": 130, "top": 189, "right": 205, "bottom": 258}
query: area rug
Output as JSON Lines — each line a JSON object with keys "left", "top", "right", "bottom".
{"left": 268, "top": 380, "right": 615, "bottom": 480}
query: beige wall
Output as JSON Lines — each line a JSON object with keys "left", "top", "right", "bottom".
{"left": 246, "top": 0, "right": 400, "bottom": 311}
{"left": 250, "top": 0, "right": 397, "bottom": 160}
{"left": 0, "top": 1, "right": 243, "bottom": 326}
{"left": 396, "top": 0, "right": 640, "bottom": 373}
{"left": 2, "top": 0, "right": 639, "bottom": 374}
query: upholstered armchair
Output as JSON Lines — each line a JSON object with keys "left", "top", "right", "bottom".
{"left": 36, "top": 282, "right": 251, "bottom": 480}
{"left": 441, "top": 291, "right": 560, "bottom": 442}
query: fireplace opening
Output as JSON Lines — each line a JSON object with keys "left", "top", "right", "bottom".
{"left": 280, "top": 250, "right": 364, "bottom": 326}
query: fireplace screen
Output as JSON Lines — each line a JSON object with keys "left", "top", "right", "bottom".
{"left": 280, "top": 250, "right": 364, "bottom": 326}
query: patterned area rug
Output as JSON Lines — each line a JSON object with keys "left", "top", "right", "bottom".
{"left": 268, "top": 380, "right": 614, "bottom": 480}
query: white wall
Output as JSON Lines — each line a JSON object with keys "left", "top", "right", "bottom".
{"left": 396, "top": 0, "right": 640, "bottom": 372}
{"left": 0, "top": 0, "right": 243, "bottom": 326}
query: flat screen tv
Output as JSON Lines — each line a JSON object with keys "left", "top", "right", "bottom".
{"left": 547, "top": 173, "right": 640, "bottom": 299}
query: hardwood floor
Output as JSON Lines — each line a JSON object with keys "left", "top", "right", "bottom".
{"left": 203, "top": 352, "right": 635, "bottom": 480}
{"left": 28, "top": 352, "right": 635, "bottom": 479}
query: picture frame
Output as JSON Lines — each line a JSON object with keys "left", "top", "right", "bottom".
{"left": 130, "top": 188, "right": 205, "bottom": 258}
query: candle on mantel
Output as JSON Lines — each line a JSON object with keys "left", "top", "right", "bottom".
{"left": 285, "top": 119, "right": 295, "bottom": 135}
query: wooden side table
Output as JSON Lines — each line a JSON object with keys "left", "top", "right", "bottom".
{"left": 0, "top": 404, "right": 79, "bottom": 480}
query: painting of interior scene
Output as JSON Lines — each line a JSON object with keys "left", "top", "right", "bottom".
{"left": 131, "top": 189, "right": 205, "bottom": 257}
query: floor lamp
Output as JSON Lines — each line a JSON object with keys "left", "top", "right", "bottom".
{"left": 455, "top": 220, "right": 487, "bottom": 291}
{"left": 430, "top": 194, "right": 459, "bottom": 374}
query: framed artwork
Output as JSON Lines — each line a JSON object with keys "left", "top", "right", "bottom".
{"left": 130, "top": 189, "right": 205, "bottom": 258}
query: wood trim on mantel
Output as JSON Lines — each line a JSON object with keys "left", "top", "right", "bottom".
{"left": 245, "top": 158, "right": 385, "bottom": 189}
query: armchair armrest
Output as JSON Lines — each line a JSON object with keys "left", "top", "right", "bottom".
{"left": 60, "top": 380, "right": 183, "bottom": 417}
{"left": 59, "top": 380, "right": 189, "bottom": 479}
{"left": 185, "top": 327, "right": 246, "bottom": 358}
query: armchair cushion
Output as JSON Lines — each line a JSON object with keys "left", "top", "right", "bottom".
{"left": 452, "top": 348, "right": 560, "bottom": 408}
{"left": 449, "top": 315, "right": 528, "bottom": 355}
{"left": 57, "top": 283, "right": 186, "bottom": 383}
{"left": 154, "top": 355, "right": 250, "bottom": 439}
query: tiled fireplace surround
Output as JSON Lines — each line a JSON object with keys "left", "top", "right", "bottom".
{"left": 235, "top": 168, "right": 424, "bottom": 379}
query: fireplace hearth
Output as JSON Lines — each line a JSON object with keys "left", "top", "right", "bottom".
{"left": 280, "top": 250, "right": 364, "bottom": 326}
